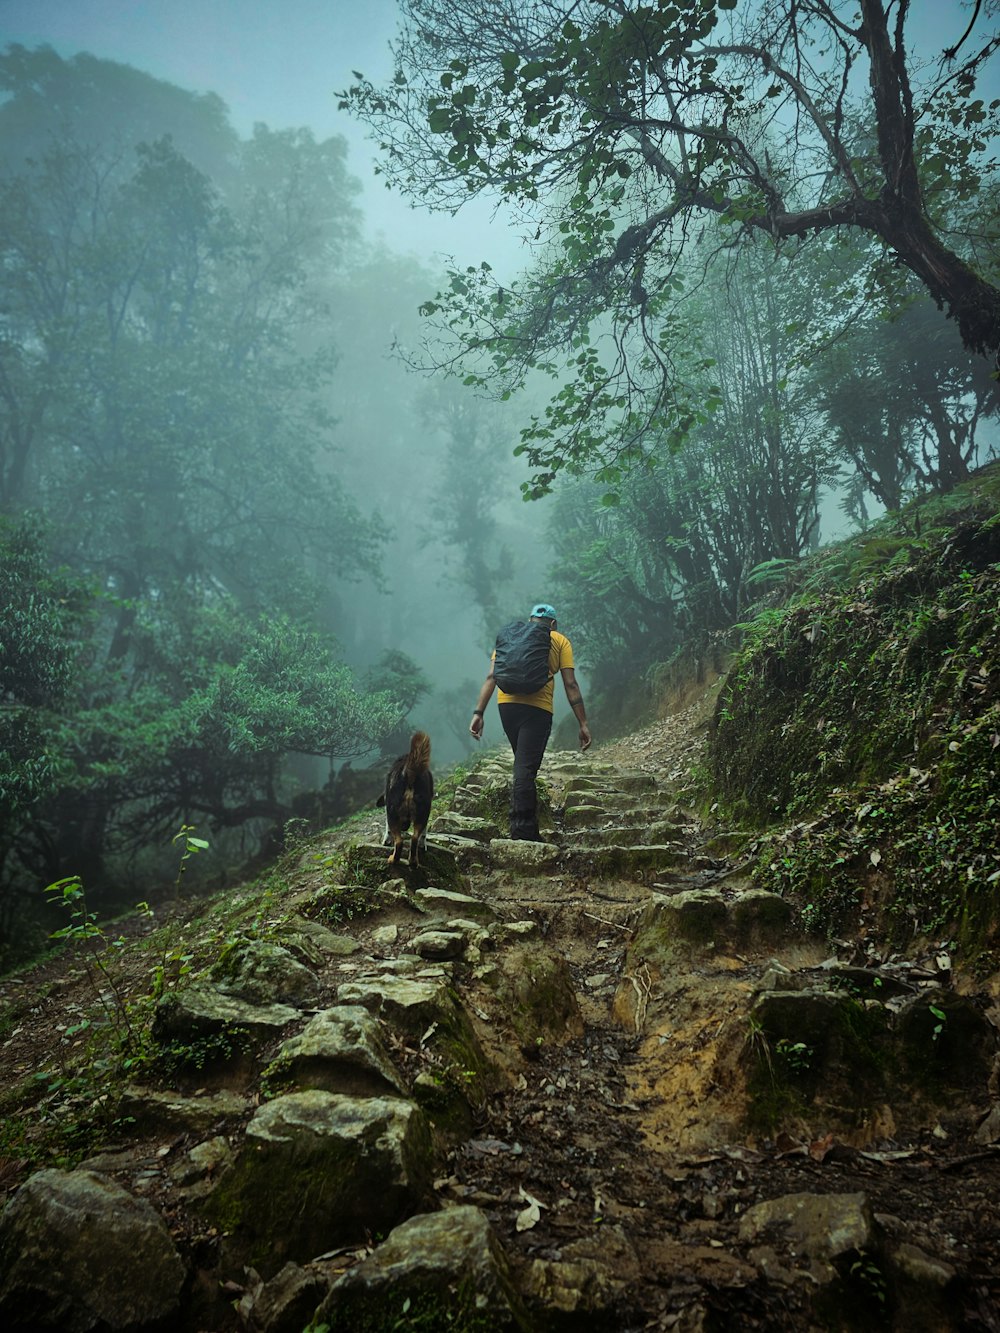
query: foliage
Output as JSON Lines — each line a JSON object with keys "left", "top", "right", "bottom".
{"left": 0, "top": 525, "right": 408, "bottom": 965}
{"left": 344, "top": 0, "right": 1000, "bottom": 491}
{"left": 0, "top": 518, "right": 89, "bottom": 824}
{"left": 807, "top": 287, "right": 1000, "bottom": 509}
{"left": 0, "top": 52, "right": 439, "bottom": 956}
{"left": 547, "top": 234, "right": 846, "bottom": 693}
{"left": 710, "top": 463, "right": 1000, "bottom": 954}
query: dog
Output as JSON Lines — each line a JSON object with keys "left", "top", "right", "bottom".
{"left": 377, "top": 731, "right": 433, "bottom": 868}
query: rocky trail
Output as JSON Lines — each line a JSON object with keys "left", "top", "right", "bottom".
{"left": 1, "top": 694, "right": 1000, "bottom": 1331}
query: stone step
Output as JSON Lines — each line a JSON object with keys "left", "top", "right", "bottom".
{"left": 562, "top": 821, "right": 692, "bottom": 847}
{"left": 561, "top": 771, "right": 660, "bottom": 795}
{"left": 563, "top": 791, "right": 677, "bottom": 815}
{"left": 429, "top": 812, "right": 501, "bottom": 842}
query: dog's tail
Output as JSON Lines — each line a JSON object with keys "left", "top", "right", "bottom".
{"left": 405, "top": 730, "right": 431, "bottom": 776}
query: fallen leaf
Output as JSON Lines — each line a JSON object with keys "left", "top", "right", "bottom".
{"left": 809, "top": 1132, "right": 836, "bottom": 1162}
{"left": 515, "top": 1186, "right": 545, "bottom": 1232}
{"left": 870, "top": 849, "right": 882, "bottom": 866}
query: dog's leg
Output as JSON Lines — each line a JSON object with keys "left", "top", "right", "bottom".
{"left": 410, "top": 821, "right": 427, "bottom": 868}
{"left": 387, "top": 826, "right": 403, "bottom": 867}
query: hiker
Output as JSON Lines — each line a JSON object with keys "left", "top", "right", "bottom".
{"left": 469, "top": 602, "right": 591, "bottom": 841}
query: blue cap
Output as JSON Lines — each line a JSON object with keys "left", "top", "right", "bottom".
{"left": 531, "top": 603, "right": 557, "bottom": 620}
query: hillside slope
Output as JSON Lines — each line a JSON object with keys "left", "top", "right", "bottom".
{"left": 0, "top": 469, "right": 999, "bottom": 1331}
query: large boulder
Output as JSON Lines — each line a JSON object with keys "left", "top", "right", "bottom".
{"left": 316, "top": 1205, "right": 531, "bottom": 1331}
{"left": 0, "top": 1168, "right": 185, "bottom": 1332}
{"left": 207, "top": 1090, "right": 434, "bottom": 1278}
{"left": 267, "top": 1005, "right": 407, "bottom": 1097}
{"left": 211, "top": 937, "right": 319, "bottom": 1006}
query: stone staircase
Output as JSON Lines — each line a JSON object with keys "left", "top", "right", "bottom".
{"left": 1, "top": 745, "right": 997, "bottom": 1332}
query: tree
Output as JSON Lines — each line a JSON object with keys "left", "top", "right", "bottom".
{"left": 0, "top": 45, "right": 239, "bottom": 182}
{"left": 344, "top": 0, "right": 1000, "bottom": 492}
{"left": 2, "top": 569, "right": 406, "bottom": 918}
{"left": 812, "top": 290, "right": 1000, "bottom": 509}
{"left": 0, "top": 54, "right": 410, "bottom": 942}
{"left": 419, "top": 381, "right": 525, "bottom": 631}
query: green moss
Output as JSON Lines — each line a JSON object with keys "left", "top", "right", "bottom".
{"left": 745, "top": 995, "right": 893, "bottom": 1135}
{"left": 483, "top": 944, "right": 581, "bottom": 1049}
{"left": 708, "top": 467, "right": 1000, "bottom": 959}
{"left": 321, "top": 1276, "right": 507, "bottom": 1332}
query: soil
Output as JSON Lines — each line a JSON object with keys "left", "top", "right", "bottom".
{"left": 2, "top": 688, "right": 1000, "bottom": 1331}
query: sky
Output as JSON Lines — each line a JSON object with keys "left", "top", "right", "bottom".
{"left": 0, "top": 0, "right": 524, "bottom": 275}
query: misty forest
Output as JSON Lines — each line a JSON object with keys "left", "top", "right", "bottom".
{"left": 3, "top": 2, "right": 996, "bottom": 963}
{"left": 2, "top": 2, "right": 1000, "bottom": 1326}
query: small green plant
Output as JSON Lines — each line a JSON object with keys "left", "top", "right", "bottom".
{"left": 38, "top": 822, "right": 212, "bottom": 1159}
{"left": 774, "top": 1038, "right": 814, "bottom": 1074}
{"left": 45, "top": 876, "right": 142, "bottom": 1053}
{"left": 848, "top": 1252, "right": 888, "bottom": 1308}
{"left": 172, "top": 822, "right": 210, "bottom": 895}
{"left": 928, "top": 1003, "right": 947, "bottom": 1042}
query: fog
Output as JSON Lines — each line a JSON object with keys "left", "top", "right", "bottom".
{"left": 1, "top": 1, "right": 997, "bottom": 933}
{"left": 0, "top": 0, "right": 570, "bottom": 775}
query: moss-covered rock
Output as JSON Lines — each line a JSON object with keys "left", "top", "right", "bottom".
{"left": 266, "top": 1005, "right": 407, "bottom": 1099}
{"left": 480, "top": 941, "right": 583, "bottom": 1052}
{"left": 0, "top": 1168, "right": 185, "bottom": 1331}
{"left": 210, "top": 937, "right": 318, "bottom": 1006}
{"left": 207, "top": 1091, "right": 434, "bottom": 1278}
{"left": 317, "top": 1205, "right": 531, "bottom": 1331}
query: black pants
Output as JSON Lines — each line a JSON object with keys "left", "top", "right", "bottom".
{"left": 499, "top": 702, "right": 552, "bottom": 840}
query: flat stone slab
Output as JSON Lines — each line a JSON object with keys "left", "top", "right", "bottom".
{"left": 415, "top": 886, "right": 495, "bottom": 919}
{"left": 563, "top": 789, "right": 649, "bottom": 812}
{"left": 153, "top": 985, "right": 300, "bottom": 1046}
{"left": 565, "top": 845, "right": 689, "bottom": 876}
{"left": 117, "top": 1087, "right": 247, "bottom": 1136}
{"left": 334, "top": 976, "right": 480, "bottom": 1049}
{"left": 429, "top": 812, "right": 501, "bottom": 841}
{"left": 411, "top": 929, "right": 466, "bottom": 961}
{"left": 279, "top": 916, "right": 362, "bottom": 959}
{"left": 564, "top": 771, "right": 658, "bottom": 794}
{"left": 488, "top": 840, "right": 562, "bottom": 870}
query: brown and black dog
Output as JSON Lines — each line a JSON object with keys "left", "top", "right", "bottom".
{"left": 378, "top": 731, "right": 433, "bottom": 868}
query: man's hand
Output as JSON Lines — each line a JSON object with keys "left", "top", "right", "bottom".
{"left": 470, "top": 713, "right": 484, "bottom": 741}
{"left": 579, "top": 722, "right": 592, "bottom": 752}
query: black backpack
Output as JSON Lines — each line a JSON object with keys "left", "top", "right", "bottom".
{"left": 493, "top": 620, "right": 554, "bottom": 694}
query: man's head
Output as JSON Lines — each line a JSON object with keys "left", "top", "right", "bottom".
{"left": 530, "top": 602, "right": 557, "bottom": 627}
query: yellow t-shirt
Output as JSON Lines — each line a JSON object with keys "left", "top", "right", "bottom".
{"left": 492, "top": 629, "right": 573, "bottom": 714}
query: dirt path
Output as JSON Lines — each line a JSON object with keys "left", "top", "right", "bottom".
{"left": 404, "top": 697, "right": 1000, "bottom": 1329}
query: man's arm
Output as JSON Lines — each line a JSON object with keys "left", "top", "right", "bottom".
{"left": 469, "top": 673, "right": 496, "bottom": 741}
{"left": 560, "top": 668, "right": 591, "bottom": 751}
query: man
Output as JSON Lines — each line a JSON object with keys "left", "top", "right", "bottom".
{"left": 469, "top": 602, "right": 591, "bottom": 841}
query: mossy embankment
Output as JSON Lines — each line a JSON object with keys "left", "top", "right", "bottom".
{"left": 708, "top": 462, "right": 1000, "bottom": 962}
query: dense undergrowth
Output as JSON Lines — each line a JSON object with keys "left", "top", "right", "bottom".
{"left": 709, "top": 461, "right": 1000, "bottom": 964}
